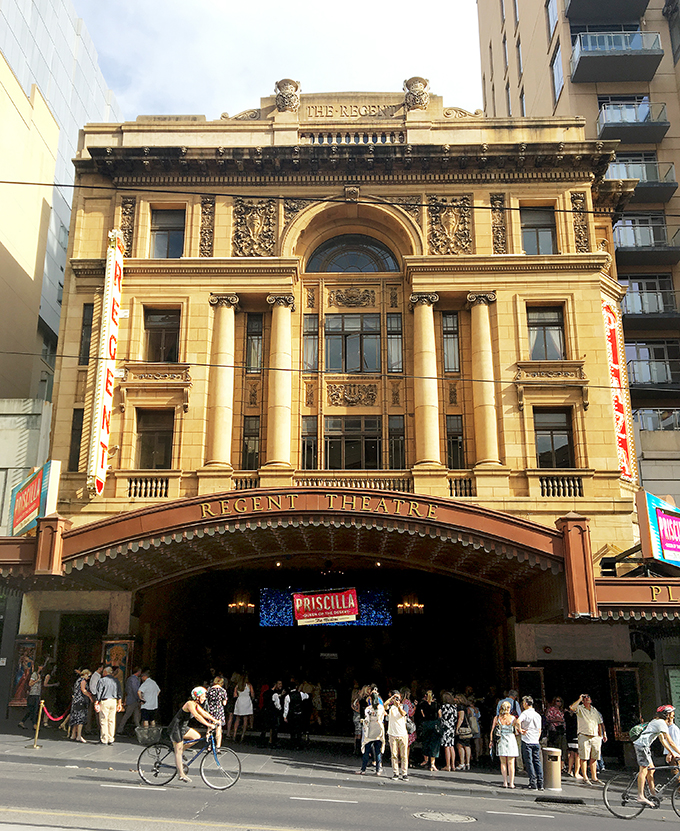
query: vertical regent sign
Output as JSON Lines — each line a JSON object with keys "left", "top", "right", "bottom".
{"left": 602, "top": 299, "right": 637, "bottom": 483}
{"left": 87, "top": 230, "right": 124, "bottom": 496}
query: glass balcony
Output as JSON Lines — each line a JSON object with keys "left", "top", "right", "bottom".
{"left": 628, "top": 360, "right": 680, "bottom": 386}
{"left": 565, "top": 0, "right": 649, "bottom": 22}
{"left": 597, "top": 102, "right": 670, "bottom": 144}
{"left": 606, "top": 161, "right": 678, "bottom": 203}
{"left": 614, "top": 223, "right": 680, "bottom": 265}
{"left": 571, "top": 32, "right": 663, "bottom": 84}
{"left": 635, "top": 408, "right": 680, "bottom": 430}
{"left": 622, "top": 289, "right": 679, "bottom": 316}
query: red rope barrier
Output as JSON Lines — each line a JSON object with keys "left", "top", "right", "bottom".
{"left": 42, "top": 705, "right": 70, "bottom": 722}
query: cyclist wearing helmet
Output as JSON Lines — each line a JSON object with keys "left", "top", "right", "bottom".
{"left": 168, "top": 686, "right": 219, "bottom": 783}
{"left": 634, "top": 705, "right": 680, "bottom": 806}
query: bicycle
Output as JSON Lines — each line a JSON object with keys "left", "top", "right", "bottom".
{"left": 603, "top": 765, "right": 680, "bottom": 819}
{"left": 137, "top": 729, "right": 241, "bottom": 790}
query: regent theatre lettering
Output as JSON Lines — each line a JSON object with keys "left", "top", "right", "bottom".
{"left": 200, "top": 493, "right": 438, "bottom": 520}
{"left": 305, "top": 103, "right": 400, "bottom": 119}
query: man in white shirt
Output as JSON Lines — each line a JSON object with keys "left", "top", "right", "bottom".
{"left": 518, "top": 696, "right": 544, "bottom": 790}
{"left": 569, "top": 693, "right": 606, "bottom": 784}
{"left": 137, "top": 668, "right": 161, "bottom": 727}
{"left": 86, "top": 663, "right": 103, "bottom": 733}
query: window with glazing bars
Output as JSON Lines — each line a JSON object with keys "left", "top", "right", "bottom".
{"left": 527, "top": 307, "right": 565, "bottom": 360}
{"left": 136, "top": 409, "right": 174, "bottom": 469}
{"left": 246, "top": 314, "right": 263, "bottom": 373}
{"left": 243, "top": 416, "right": 260, "bottom": 470}
{"left": 78, "top": 303, "right": 94, "bottom": 365}
{"left": 68, "top": 409, "right": 84, "bottom": 471}
{"left": 150, "top": 209, "right": 185, "bottom": 258}
{"left": 145, "top": 309, "right": 180, "bottom": 362}
{"left": 521, "top": 207, "right": 557, "bottom": 255}
{"left": 301, "top": 416, "right": 318, "bottom": 470}
{"left": 324, "top": 416, "right": 381, "bottom": 470}
{"left": 388, "top": 415, "right": 405, "bottom": 469}
{"left": 303, "top": 315, "right": 318, "bottom": 371}
{"left": 534, "top": 409, "right": 575, "bottom": 468}
{"left": 325, "top": 314, "right": 380, "bottom": 373}
{"left": 446, "top": 415, "right": 465, "bottom": 469}
{"left": 387, "top": 313, "right": 403, "bottom": 373}
{"left": 443, "top": 313, "right": 460, "bottom": 372}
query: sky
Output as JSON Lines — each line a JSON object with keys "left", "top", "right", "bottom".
{"left": 71, "top": 0, "right": 484, "bottom": 122}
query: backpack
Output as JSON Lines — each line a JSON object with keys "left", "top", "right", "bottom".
{"left": 629, "top": 722, "right": 649, "bottom": 741}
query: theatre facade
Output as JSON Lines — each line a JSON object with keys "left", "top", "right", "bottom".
{"left": 1, "top": 80, "right": 679, "bottom": 741}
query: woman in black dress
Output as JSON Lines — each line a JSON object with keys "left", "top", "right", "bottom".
{"left": 168, "top": 686, "right": 219, "bottom": 782}
{"left": 69, "top": 669, "right": 93, "bottom": 743}
{"left": 417, "top": 689, "right": 442, "bottom": 771}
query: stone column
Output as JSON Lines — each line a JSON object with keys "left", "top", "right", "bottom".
{"left": 410, "top": 293, "right": 442, "bottom": 465}
{"left": 264, "top": 294, "right": 295, "bottom": 478}
{"left": 467, "top": 291, "right": 500, "bottom": 466}
{"left": 205, "top": 294, "right": 239, "bottom": 468}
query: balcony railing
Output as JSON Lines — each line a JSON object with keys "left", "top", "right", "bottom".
{"left": 127, "top": 476, "right": 169, "bottom": 498}
{"left": 565, "top": 0, "right": 649, "bottom": 21}
{"left": 539, "top": 475, "right": 584, "bottom": 498}
{"left": 614, "top": 223, "right": 680, "bottom": 264}
{"left": 294, "top": 471, "right": 414, "bottom": 492}
{"left": 571, "top": 32, "right": 663, "bottom": 84}
{"left": 635, "top": 408, "right": 680, "bottom": 430}
{"left": 627, "top": 359, "right": 680, "bottom": 385}
{"left": 597, "top": 103, "right": 670, "bottom": 144}
{"left": 622, "top": 289, "right": 679, "bottom": 315}
{"left": 606, "top": 161, "right": 678, "bottom": 203}
{"left": 448, "top": 474, "right": 475, "bottom": 498}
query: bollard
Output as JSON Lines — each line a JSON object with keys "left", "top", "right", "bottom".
{"left": 542, "top": 746, "right": 562, "bottom": 791}
{"left": 30, "top": 700, "right": 44, "bottom": 749}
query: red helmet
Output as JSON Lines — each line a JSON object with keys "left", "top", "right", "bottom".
{"left": 657, "top": 704, "right": 675, "bottom": 716}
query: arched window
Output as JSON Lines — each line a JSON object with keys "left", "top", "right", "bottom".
{"left": 306, "top": 234, "right": 399, "bottom": 272}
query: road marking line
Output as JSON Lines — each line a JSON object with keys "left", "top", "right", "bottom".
{"left": 486, "top": 811, "right": 555, "bottom": 819}
{"left": 100, "top": 783, "right": 166, "bottom": 791}
{"left": 290, "top": 797, "right": 359, "bottom": 804}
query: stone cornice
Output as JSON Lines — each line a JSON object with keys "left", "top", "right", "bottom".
{"left": 404, "top": 253, "right": 611, "bottom": 277}
{"left": 71, "top": 257, "right": 300, "bottom": 280}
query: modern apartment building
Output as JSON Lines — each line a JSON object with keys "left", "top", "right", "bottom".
{"left": 477, "top": 0, "right": 680, "bottom": 505}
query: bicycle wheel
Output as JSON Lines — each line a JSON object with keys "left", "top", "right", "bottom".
{"left": 200, "top": 746, "right": 241, "bottom": 790}
{"left": 603, "top": 773, "right": 646, "bottom": 819}
{"left": 137, "top": 743, "right": 177, "bottom": 786}
{"left": 670, "top": 780, "right": 680, "bottom": 818}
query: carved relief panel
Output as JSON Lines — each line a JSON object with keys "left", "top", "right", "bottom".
{"left": 428, "top": 196, "right": 472, "bottom": 254}
{"left": 232, "top": 197, "right": 276, "bottom": 256}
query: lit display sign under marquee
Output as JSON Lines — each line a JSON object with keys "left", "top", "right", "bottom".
{"left": 602, "top": 299, "right": 637, "bottom": 483}
{"left": 293, "top": 589, "right": 359, "bottom": 625}
{"left": 9, "top": 460, "right": 61, "bottom": 536}
{"left": 87, "top": 230, "right": 124, "bottom": 496}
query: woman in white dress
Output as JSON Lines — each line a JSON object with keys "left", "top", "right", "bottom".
{"left": 489, "top": 699, "right": 520, "bottom": 788}
{"left": 231, "top": 673, "right": 254, "bottom": 742}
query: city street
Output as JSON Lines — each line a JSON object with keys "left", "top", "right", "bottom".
{"left": 0, "top": 732, "right": 674, "bottom": 831}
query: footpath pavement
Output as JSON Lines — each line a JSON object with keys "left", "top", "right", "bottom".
{"left": 0, "top": 725, "right": 603, "bottom": 805}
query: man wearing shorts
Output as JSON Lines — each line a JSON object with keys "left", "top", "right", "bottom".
{"left": 570, "top": 693, "right": 606, "bottom": 784}
{"left": 634, "top": 705, "right": 680, "bottom": 806}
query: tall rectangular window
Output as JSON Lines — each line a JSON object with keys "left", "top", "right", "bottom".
{"left": 446, "top": 415, "right": 465, "bottom": 469}
{"left": 443, "top": 313, "right": 460, "bottom": 372}
{"left": 505, "top": 83, "right": 512, "bottom": 117}
{"left": 388, "top": 415, "right": 406, "bottom": 470}
{"left": 534, "top": 409, "right": 575, "bottom": 468}
{"left": 516, "top": 38, "right": 523, "bottom": 75}
{"left": 246, "top": 314, "right": 263, "bottom": 373}
{"left": 136, "top": 409, "right": 174, "bottom": 469}
{"left": 519, "top": 88, "right": 526, "bottom": 116}
{"left": 502, "top": 35, "right": 508, "bottom": 71}
{"left": 550, "top": 43, "right": 564, "bottom": 104}
{"left": 145, "top": 309, "right": 180, "bottom": 362}
{"left": 528, "top": 307, "right": 566, "bottom": 360}
{"left": 78, "top": 303, "right": 94, "bottom": 365}
{"left": 512, "top": 0, "right": 519, "bottom": 25}
{"left": 68, "top": 409, "right": 84, "bottom": 471}
{"left": 243, "top": 416, "right": 260, "bottom": 470}
{"left": 387, "top": 313, "right": 403, "bottom": 373}
{"left": 546, "top": 0, "right": 558, "bottom": 40}
{"left": 500, "top": 0, "right": 505, "bottom": 23}
{"left": 301, "top": 416, "right": 318, "bottom": 470}
{"left": 150, "top": 209, "right": 185, "bottom": 258}
{"left": 324, "top": 416, "right": 381, "bottom": 470}
{"left": 303, "top": 315, "right": 318, "bottom": 371}
{"left": 521, "top": 207, "right": 558, "bottom": 255}
{"left": 325, "top": 314, "right": 380, "bottom": 374}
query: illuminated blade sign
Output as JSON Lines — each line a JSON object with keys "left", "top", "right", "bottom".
{"left": 602, "top": 299, "right": 638, "bottom": 483}
{"left": 292, "top": 588, "right": 359, "bottom": 625}
{"left": 9, "top": 460, "right": 61, "bottom": 536}
{"left": 638, "top": 490, "right": 680, "bottom": 566}
{"left": 87, "top": 229, "right": 124, "bottom": 496}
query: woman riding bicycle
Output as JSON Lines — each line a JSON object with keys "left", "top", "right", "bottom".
{"left": 168, "top": 686, "right": 220, "bottom": 783}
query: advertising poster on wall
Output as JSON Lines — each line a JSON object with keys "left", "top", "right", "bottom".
{"left": 9, "top": 639, "right": 42, "bottom": 707}
{"left": 9, "top": 461, "right": 61, "bottom": 536}
{"left": 292, "top": 588, "right": 359, "bottom": 625}
{"left": 637, "top": 490, "right": 680, "bottom": 567}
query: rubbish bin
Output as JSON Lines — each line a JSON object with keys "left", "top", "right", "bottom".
{"left": 542, "top": 746, "right": 562, "bottom": 791}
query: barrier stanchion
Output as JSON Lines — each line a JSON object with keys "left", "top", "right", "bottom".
{"left": 30, "top": 700, "right": 44, "bottom": 749}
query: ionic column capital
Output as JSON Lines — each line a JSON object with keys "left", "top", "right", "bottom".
{"left": 267, "top": 294, "right": 295, "bottom": 311}
{"left": 209, "top": 293, "right": 240, "bottom": 309}
{"left": 409, "top": 292, "right": 439, "bottom": 309}
{"left": 466, "top": 291, "right": 496, "bottom": 309}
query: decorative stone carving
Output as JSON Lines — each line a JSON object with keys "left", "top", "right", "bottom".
{"left": 514, "top": 361, "right": 589, "bottom": 411}
{"left": 394, "top": 196, "right": 421, "bottom": 221}
{"left": 490, "top": 194, "right": 507, "bottom": 255}
{"left": 403, "top": 77, "right": 430, "bottom": 111}
{"left": 391, "top": 382, "right": 400, "bottom": 406}
{"left": 328, "top": 287, "right": 375, "bottom": 308}
{"left": 209, "top": 293, "right": 239, "bottom": 309}
{"left": 200, "top": 195, "right": 215, "bottom": 257}
{"left": 443, "top": 107, "right": 484, "bottom": 118}
{"left": 307, "top": 287, "right": 316, "bottom": 309}
{"left": 120, "top": 363, "right": 192, "bottom": 413}
{"left": 390, "top": 287, "right": 399, "bottom": 309}
{"left": 120, "top": 197, "right": 136, "bottom": 257}
{"left": 466, "top": 291, "right": 496, "bottom": 308}
{"left": 571, "top": 192, "right": 590, "bottom": 253}
{"left": 283, "top": 198, "right": 313, "bottom": 228}
{"left": 267, "top": 294, "right": 295, "bottom": 311}
{"left": 305, "top": 383, "right": 314, "bottom": 406}
{"left": 275, "top": 79, "right": 300, "bottom": 113}
{"left": 327, "top": 383, "right": 378, "bottom": 407}
{"left": 428, "top": 196, "right": 472, "bottom": 255}
{"left": 598, "top": 238, "right": 613, "bottom": 277}
{"left": 232, "top": 109, "right": 261, "bottom": 120}
{"left": 449, "top": 384, "right": 458, "bottom": 405}
{"left": 233, "top": 197, "right": 276, "bottom": 256}
{"left": 409, "top": 292, "right": 439, "bottom": 308}
{"left": 248, "top": 384, "right": 258, "bottom": 406}
{"left": 344, "top": 186, "right": 360, "bottom": 202}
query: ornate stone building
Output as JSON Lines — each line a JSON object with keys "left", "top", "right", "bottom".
{"left": 0, "top": 82, "right": 665, "bottom": 743}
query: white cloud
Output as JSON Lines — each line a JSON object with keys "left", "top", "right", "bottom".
{"left": 72, "top": 0, "right": 483, "bottom": 120}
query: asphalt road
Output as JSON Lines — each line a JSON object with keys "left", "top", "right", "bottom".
{"left": 0, "top": 755, "right": 677, "bottom": 831}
